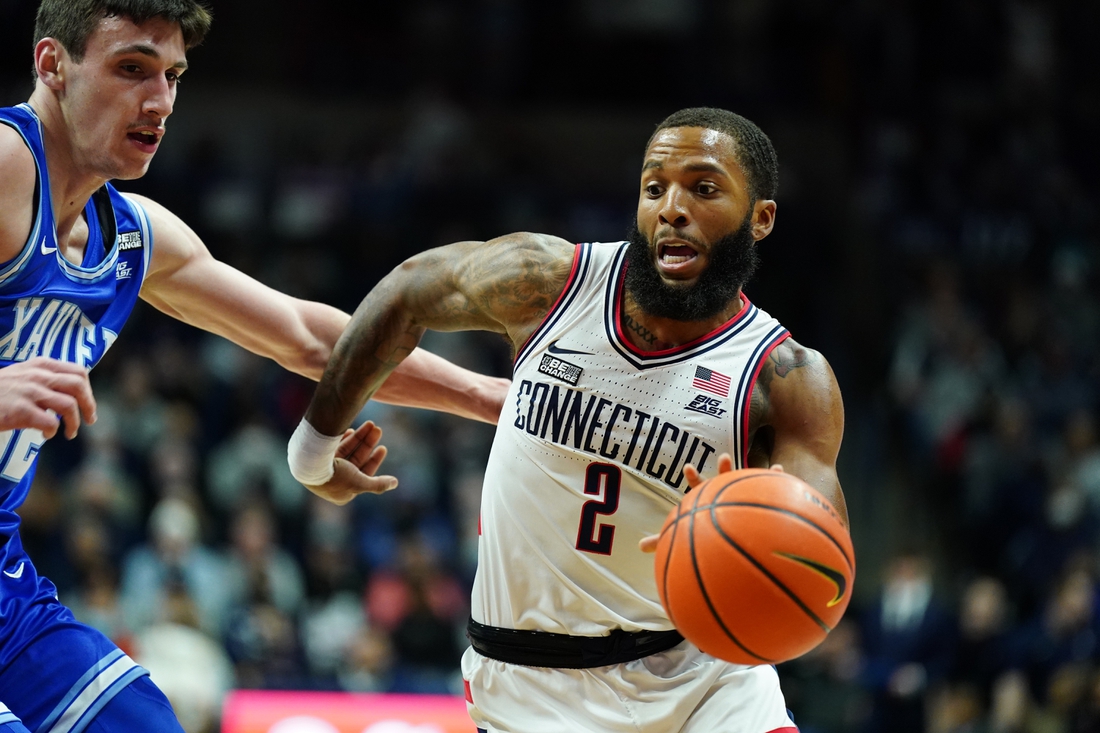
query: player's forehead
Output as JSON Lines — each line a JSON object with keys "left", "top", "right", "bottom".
{"left": 82, "top": 13, "right": 187, "bottom": 66}
{"left": 642, "top": 126, "right": 743, "bottom": 179}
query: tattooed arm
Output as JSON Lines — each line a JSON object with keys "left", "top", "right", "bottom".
{"left": 747, "top": 338, "right": 848, "bottom": 527}
{"left": 299, "top": 233, "right": 575, "bottom": 498}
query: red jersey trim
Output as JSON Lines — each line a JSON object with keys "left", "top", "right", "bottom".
{"left": 740, "top": 331, "right": 792, "bottom": 467}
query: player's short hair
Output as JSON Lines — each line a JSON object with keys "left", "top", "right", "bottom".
{"left": 649, "top": 107, "right": 779, "bottom": 202}
{"left": 34, "top": 0, "right": 212, "bottom": 61}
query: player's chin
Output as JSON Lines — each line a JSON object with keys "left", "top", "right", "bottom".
{"left": 113, "top": 160, "right": 154, "bottom": 180}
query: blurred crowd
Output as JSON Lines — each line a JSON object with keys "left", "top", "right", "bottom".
{"left": 1, "top": 0, "right": 1099, "bottom": 731}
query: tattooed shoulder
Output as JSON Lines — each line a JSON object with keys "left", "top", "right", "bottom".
{"left": 748, "top": 338, "right": 819, "bottom": 429}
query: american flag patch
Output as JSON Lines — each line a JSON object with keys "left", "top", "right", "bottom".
{"left": 693, "top": 366, "right": 731, "bottom": 397}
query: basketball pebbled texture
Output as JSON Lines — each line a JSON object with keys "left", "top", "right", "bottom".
{"left": 654, "top": 469, "right": 855, "bottom": 665}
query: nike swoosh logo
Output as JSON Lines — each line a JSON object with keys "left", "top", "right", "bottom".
{"left": 775, "top": 552, "right": 847, "bottom": 607}
{"left": 546, "top": 340, "right": 591, "bottom": 356}
{"left": 3, "top": 562, "right": 25, "bottom": 580}
{"left": 41, "top": 241, "right": 57, "bottom": 255}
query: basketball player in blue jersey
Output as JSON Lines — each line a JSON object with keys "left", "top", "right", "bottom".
{"left": 291, "top": 108, "right": 848, "bottom": 733}
{"left": 0, "top": 1, "right": 508, "bottom": 729}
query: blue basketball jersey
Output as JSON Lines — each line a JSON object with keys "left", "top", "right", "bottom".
{"left": 0, "top": 103, "right": 151, "bottom": 667}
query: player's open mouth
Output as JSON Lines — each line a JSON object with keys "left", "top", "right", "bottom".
{"left": 126, "top": 130, "right": 160, "bottom": 152}
{"left": 657, "top": 241, "right": 700, "bottom": 272}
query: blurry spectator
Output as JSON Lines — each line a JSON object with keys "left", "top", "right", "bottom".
{"left": 365, "top": 540, "right": 466, "bottom": 693}
{"left": 206, "top": 419, "right": 307, "bottom": 516}
{"left": 108, "top": 356, "right": 168, "bottom": 456}
{"left": 861, "top": 552, "right": 955, "bottom": 733}
{"left": 223, "top": 503, "right": 305, "bottom": 618}
{"left": 65, "top": 565, "right": 133, "bottom": 656}
{"left": 338, "top": 627, "right": 395, "bottom": 693}
{"left": 300, "top": 498, "right": 366, "bottom": 684}
{"left": 223, "top": 581, "right": 306, "bottom": 689}
{"left": 779, "top": 620, "right": 869, "bottom": 733}
{"left": 134, "top": 581, "right": 235, "bottom": 733}
{"left": 1012, "top": 565, "right": 1100, "bottom": 707}
{"left": 1052, "top": 410, "right": 1100, "bottom": 512}
{"left": 1002, "top": 479, "right": 1095, "bottom": 613}
{"left": 932, "top": 577, "right": 1015, "bottom": 732}
{"left": 120, "top": 497, "right": 231, "bottom": 635}
{"left": 961, "top": 398, "right": 1044, "bottom": 574}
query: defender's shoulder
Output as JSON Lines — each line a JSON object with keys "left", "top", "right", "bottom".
{"left": 0, "top": 124, "right": 37, "bottom": 265}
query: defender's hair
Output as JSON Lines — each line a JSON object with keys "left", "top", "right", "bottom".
{"left": 34, "top": 0, "right": 212, "bottom": 61}
{"left": 650, "top": 107, "right": 779, "bottom": 202}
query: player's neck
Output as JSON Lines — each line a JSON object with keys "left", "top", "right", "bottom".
{"left": 27, "top": 94, "right": 109, "bottom": 250}
{"left": 620, "top": 290, "right": 745, "bottom": 352}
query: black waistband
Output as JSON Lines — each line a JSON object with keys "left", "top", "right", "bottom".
{"left": 467, "top": 618, "right": 684, "bottom": 669}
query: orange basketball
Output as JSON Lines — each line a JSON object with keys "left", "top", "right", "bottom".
{"left": 654, "top": 468, "right": 855, "bottom": 665}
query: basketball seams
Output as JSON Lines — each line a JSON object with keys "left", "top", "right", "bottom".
{"left": 687, "top": 487, "right": 774, "bottom": 664}
{"left": 659, "top": 474, "right": 854, "bottom": 572}
{"left": 701, "top": 501, "right": 853, "bottom": 572}
{"left": 658, "top": 500, "right": 683, "bottom": 624}
{"left": 708, "top": 484, "right": 833, "bottom": 634}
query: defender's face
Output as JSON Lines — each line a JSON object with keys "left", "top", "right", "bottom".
{"left": 59, "top": 15, "right": 187, "bottom": 180}
{"left": 636, "top": 127, "right": 755, "bottom": 287}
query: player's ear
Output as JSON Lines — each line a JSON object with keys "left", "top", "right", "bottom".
{"left": 35, "top": 38, "right": 67, "bottom": 90}
{"left": 751, "top": 200, "right": 777, "bottom": 242}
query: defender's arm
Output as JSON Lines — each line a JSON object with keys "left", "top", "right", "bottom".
{"left": 134, "top": 195, "right": 507, "bottom": 423}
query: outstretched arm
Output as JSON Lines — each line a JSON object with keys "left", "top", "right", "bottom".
{"left": 293, "top": 232, "right": 576, "bottom": 503}
{"left": 133, "top": 194, "right": 508, "bottom": 423}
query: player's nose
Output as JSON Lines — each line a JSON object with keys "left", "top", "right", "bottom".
{"left": 656, "top": 185, "right": 690, "bottom": 227}
{"left": 142, "top": 76, "right": 175, "bottom": 119}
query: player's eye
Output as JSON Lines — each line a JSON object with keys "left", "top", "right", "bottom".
{"left": 166, "top": 72, "right": 181, "bottom": 84}
{"left": 697, "top": 183, "right": 716, "bottom": 195}
{"left": 645, "top": 184, "right": 663, "bottom": 197}
{"left": 121, "top": 64, "right": 141, "bottom": 74}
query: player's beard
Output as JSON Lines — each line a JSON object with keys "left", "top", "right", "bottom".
{"left": 624, "top": 213, "right": 759, "bottom": 322}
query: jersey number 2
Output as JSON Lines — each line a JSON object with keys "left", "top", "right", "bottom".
{"left": 575, "top": 463, "right": 621, "bottom": 555}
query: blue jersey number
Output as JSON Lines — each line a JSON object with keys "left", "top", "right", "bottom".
{"left": 0, "top": 430, "right": 45, "bottom": 482}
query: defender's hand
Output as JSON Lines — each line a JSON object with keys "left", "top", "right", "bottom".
{"left": 638, "top": 456, "right": 783, "bottom": 553}
{"left": 0, "top": 357, "right": 97, "bottom": 439}
{"left": 304, "top": 421, "right": 398, "bottom": 506}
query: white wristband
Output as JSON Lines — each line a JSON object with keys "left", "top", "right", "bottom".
{"left": 288, "top": 418, "right": 340, "bottom": 485}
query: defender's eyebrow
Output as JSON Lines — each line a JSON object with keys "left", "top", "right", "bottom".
{"left": 642, "top": 160, "right": 663, "bottom": 171}
{"left": 113, "top": 43, "right": 188, "bottom": 70}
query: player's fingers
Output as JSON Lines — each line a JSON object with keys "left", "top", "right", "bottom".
{"left": 717, "top": 453, "right": 734, "bottom": 474}
{"left": 34, "top": 389, "right": 80, "bottom": 440}
{"left": 16, "top": 404, "right": 61, "bottom": 439}
{"left": 683, "top": 463, "right": 703, "bottom": 489}
{"left": 639, "top": 534, "right": 660, "bottom": 554}
{"left": 352, "top": 471, "right": 399, "bottom": 496}
{"left": 359, "top": 444, "right": 388, "bottom": 477}
{"left": 40, "top": 372, "right": 97, "bottom": 426}
{"left": 23, "top": 356, "right": 88, "bottom": 375}
{"left": 335, "top": 428, "right": 361, "bottom": 459}
{"left": 770, "top": 463, "right": 785, "bottom": 472}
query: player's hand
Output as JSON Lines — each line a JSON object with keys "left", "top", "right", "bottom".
{"left": 639, "top": 456, "right": 784, "bottom": 554}
{"left": 303, "top": 421, "right": 398, "bottom": 506}
{"left": 0, "top": 357, "right": 96, "bottom": 440}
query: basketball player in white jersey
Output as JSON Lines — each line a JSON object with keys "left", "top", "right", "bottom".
{"left": 291, "top": 107, "right": 847, "bottom": 733}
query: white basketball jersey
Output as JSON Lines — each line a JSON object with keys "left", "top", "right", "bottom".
{"left": 471, "top": 242, "right": 790, "bottom": 636}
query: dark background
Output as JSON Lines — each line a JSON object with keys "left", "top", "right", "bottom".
{"left": 2, "top": 1, "right": 1099, "bottom": 731}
